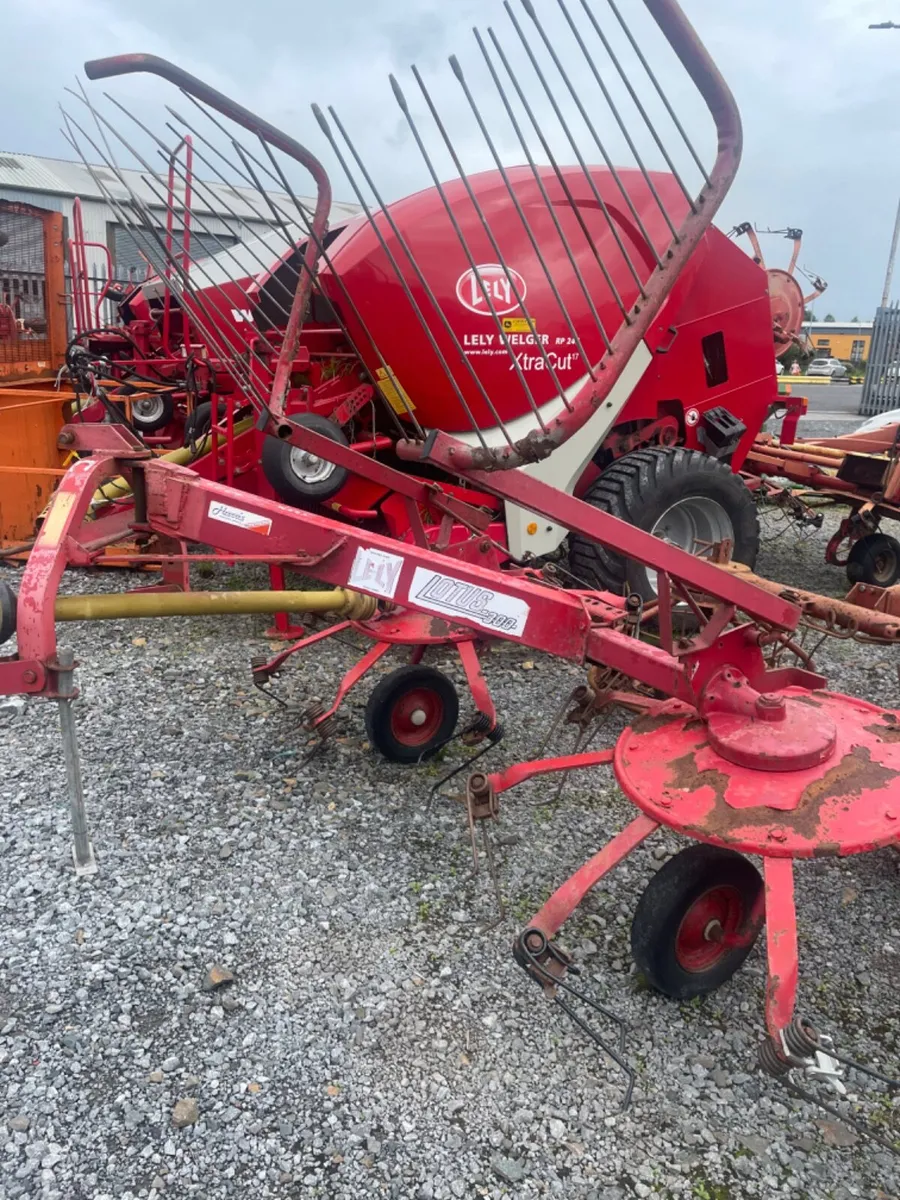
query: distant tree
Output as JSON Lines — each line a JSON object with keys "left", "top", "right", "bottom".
{"left": 851, "top": 315, "right": 860, "bottom": 322}
{"left": 804, "top": 308, "right": 816, "bottom": 321}
{"left": 824, "top": 313, "right": 836, "bottom": 322}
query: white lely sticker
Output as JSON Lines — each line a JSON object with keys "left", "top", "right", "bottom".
{"left": 409, "top": 567, "right": 529, "bottom": 637}
{"left": 208, "top": 500, "right": 272, "bottom": 536}
{"left": 456, "top": 263, "right": 527, "bottom": 316}
{"left": 348, "top": 547, "right": 404, "bottom": 600}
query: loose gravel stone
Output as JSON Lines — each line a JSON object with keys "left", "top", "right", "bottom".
{"left": 171, "top": 1097, "right": 199, "bottom": 1128}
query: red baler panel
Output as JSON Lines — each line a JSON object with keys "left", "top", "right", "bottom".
{"left": 322, "top": 165, "right": 690, "bottom": 433}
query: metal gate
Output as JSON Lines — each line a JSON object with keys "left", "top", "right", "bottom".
{"left": 0, "top": 201, "right": 66, "bottom": 380}
{"left": 859, "top": 302, "right": 900, "bottom": 416}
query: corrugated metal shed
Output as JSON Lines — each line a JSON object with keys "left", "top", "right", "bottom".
{"left": 0, "top": 151, "right": 359, "bottom": 223}
{"left": 0, "top": 152, "right": 360, "bottom": 279}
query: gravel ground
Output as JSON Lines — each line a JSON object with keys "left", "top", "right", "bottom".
{"left": 2, "top": 427, "right": 900, "bottom": 1200}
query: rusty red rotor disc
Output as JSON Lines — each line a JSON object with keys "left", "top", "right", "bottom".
{"left": 615, "top": 691, "right": 900, "bottom": 858}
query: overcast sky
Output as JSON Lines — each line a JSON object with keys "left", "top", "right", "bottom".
{"left": 2, "top": 0, "right": 898, "bottom": 319}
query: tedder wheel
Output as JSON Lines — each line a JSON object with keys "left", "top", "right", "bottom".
{"left": 116, "top": 386, "right": 175, "bottom": 434}
{"left": 568, "top": 447, "right": 760, "bottom": 601}
{"left": 261, "top": 412, "right": 349, "bottom": 508}
{"left": 630, "top": 844, "right": 764, "bottom": 1001}
{"left": 365, "top": 665, "right": 460, "bottom": 764}
{"left": 846, "top": 532, "right": 900, "bottom": 588}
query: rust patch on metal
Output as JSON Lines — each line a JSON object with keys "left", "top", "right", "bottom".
{"left": 813, "top": 842, "right": 841, "bottom": 858}
{"left": 665, "top": 750, "right": 730, "bottom": 806}
{"left": 864, "top": 718, "right": 900, "bottom": 743}
{"left": 631, "top": 711, "right": 682, "bottom": 735}
{"left": 791, "top": 694, "right": 825, "bottom": 709}
{"left": 800, "top": 746, "right": 897, "bottom": 806}
{"left": 427, "top": 616, "right": 451, "bottom": 638}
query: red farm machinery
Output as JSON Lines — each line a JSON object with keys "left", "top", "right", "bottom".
{"left": 1, "top": 0, "right": 898, "bottom": 1111}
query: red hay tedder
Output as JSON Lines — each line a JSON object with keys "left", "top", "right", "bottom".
{"left": 1, "top": 0, "right": 898, "bottom": 1108}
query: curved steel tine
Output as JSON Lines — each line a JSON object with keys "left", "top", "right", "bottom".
{"left": 474, "top": 27, "right": 612, "bottom": 356}
{"left": 315, "top": 102, "right": 501, "bottom": 452}
{"left": 505, "top": 1, "right": 648, "bottom": 301}
{"left": 165, "top": 102, "right": 422, "bottom": 436}
{"left": 485, "top": 26, "right": 628, "bottom": 328}
{"left": 414, "top": 59, "right": 571, "bottom": 416}
{"left": 524, "top": 0, "right": 666, "bottom": 268}
{"left": 555, "top": 0, "right": 679, "bottom": 241}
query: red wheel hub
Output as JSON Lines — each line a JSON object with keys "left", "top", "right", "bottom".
{"left": 389, "top": 687, "right": 444, "bottom": 747}
{"left": 675, "top": 886, "right": 744, "bottom": 972}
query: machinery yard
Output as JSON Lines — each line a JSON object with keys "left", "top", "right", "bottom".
{"left": 2, "top": 1, "right": 900, "bottom": 1197}
{"left": 1, "top": 416, "right": 899, "bottom": 1200}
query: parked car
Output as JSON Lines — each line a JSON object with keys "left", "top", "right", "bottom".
{"left": 807, "top": 357, "right": 849, "bottom": 379}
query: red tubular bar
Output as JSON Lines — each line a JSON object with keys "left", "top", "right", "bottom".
{"left": 83, "top": 53, "right": 332, "bottom": 422}
{"left": 763, "top": 857, "right": 799, "bottom": 1039}
{"left": 525, "top": 814, "right": 660, "bottom": 941}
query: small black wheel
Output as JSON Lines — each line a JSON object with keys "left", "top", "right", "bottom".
{"left": 365, "top": 665, "right": 459, "bottom": 764}
{"left": 631, "top": 843, "right": 764, "bottom": 1000}
{"left": 0, "top": 582, "right": 17, "bottom": 646}
{"left": 261, "top": 413, "right": 349, "bottom": 508}
{"left": 118, "top": 387, "right": 175, "bottom": 433}
{"left": 569, "top": 447, "right": 760, "bottom": 600}
{"left": 846, "top": 532, "right": 900, "bottom": 588}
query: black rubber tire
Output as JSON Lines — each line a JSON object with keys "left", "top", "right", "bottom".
{"left": 261, "top": 412, "right": 349, "bottom": 508}
{"left": 569, "top": 447, "right": 760, "bottom": 599}
{"left": 846, "top": 532, "right": 900, "bottom": 588}
{"left": 631, "top": 844, "right": 764, "bottom": 1001}
{"left": 117, "top": 387, "right": 175, "bottom": 433}
{"left": 365, "top": 665, "right": 459, "bottom": 764}
{"left": 0, "top": 582, "right": 17, "bottom": 646}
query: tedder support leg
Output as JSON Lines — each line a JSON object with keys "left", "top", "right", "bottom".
{"left": 763, "top": 857, "right": 798, "bottom": 1041}
{"left": 56, "top": 648, "right": 98, "bottom": 877}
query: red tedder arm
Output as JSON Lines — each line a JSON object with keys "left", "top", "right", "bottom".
{"left": 83, "top": 53, "right": 332, "bottom": 423}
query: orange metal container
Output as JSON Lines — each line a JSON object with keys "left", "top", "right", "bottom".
{"left": 0, "top": 388, "right": 72, "bottom": 544}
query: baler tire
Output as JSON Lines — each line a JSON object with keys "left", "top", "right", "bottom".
{"left": 846, "top": 532, "right": 900, "bottom": 588}
{"left": 0, "top": 582, "right": 17, "bottom": 646}
{"left": 262, "top": 413, "right": 349, "bottom": 508}
{"left": 631, "top": 844, "right": 763, "bottom": 1001}
{"left": 118, "top": 387, "right": 175, "bottom": 434}
{"left": 365, "top": 665, "right": 459, "bottom": 764}
{"left": 568, "top": 446, "right": 760, "bottom": 600}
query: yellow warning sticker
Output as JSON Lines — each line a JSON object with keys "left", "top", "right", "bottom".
{"left": 375, "top": 366, "right": 415, "bottom": 416}
{"left": 501, "top": 317, "right": 532, "bottom": 334}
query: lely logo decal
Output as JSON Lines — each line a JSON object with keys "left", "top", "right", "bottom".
{"left": 456, "top": 264, "right": 526, "bottom": 317}
{"left": 409, "top": 567, "right": 529, "bottom": 637}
